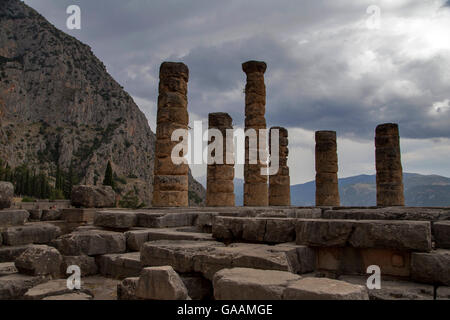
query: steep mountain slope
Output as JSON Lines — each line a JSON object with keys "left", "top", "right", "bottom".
{"left": 0, "top": 0, "right": 205, "bottom": 205}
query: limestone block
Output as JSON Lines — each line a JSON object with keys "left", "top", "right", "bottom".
{"left": 135, "top": 266, "right": 189, "bottom": 300}
{"left": 213, "top": 267, "right": 300, "bottom": 300}
{"left": 411, "top": 250, "right": 450, "bottom": 285}
{"left": 15, "top": 245, "right": 63, "bottom": 278}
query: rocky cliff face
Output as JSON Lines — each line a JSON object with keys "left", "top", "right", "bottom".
{"left": 0, "top": 0, "right": 205, "bottom": 206}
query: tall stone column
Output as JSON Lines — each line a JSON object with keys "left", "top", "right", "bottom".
{"left": 375, "top": 123, "right": 404, "bottom": 206}
{"left": 152, "top": 62, "right": 189, "bottom": 207}
{"left": 243, "top": 61, "right": 268, "bottom": 207}
{"left": 315, "top": 131, "right": 340, "bottom": 206}
{"left": 206, "top": 113, "right": 235, "bottom": 207}
{"left": 269, "top": 127, "right": 290, "bottom": 206}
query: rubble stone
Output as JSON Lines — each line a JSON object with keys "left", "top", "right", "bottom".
{"left": 94, "top": 210, "right": 138, "bottom": 229}
{"left": 1, "top": 223, "right": 60, "bottom": 246}
{"left": 0, "top": 209, "right": 29, "bottom": 227}
{"left": 213, "top": 267, "right": 301, "bottom": 300}
{"left": 136, "top": 266, "right": 189, "bottom": 300}
{"left": 52, "top": 229, "right": 126, "bottom": 256}
{"left": 15, "top": 245, "right": 63, "bottom": 277}
{"left": 411, "top": 250, "right": 450, "bottom": 285}
{"left": 71, "top": 185, "right": 116, "bottom": 208}
{"left": 296, "top": 219, "right": 431, "bottom": 251}
{"left": 283, "top": 277, "right": 368, "bottom": 300}
{"left": 433, "top": 221, "right": 450, "bottom": 249}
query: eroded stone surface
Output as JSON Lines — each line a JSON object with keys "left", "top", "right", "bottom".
{"left": 0, "top": 274, "right": 49, "bottom": 300}
{"left": 411, "top": 250, "right": 450, "bottom": 285}
{"left": 0, "top": 210, "right": 29, "bottom": 227}
{"left": 213, "top": 267, "right": 301, "bottom": 300}
{"left": 1, "top": 223, "right": 60, "bottom": 246}
{"left": 117, "top": 277, "right": 141, "bottom": 300}
{"left": 283, "top": 277, "right": 368, "bottom": 300}
{"left": 375, "top": 123, "right": 404, "bottom": 206}
{"left": 24, "top": 279, "right": 92, "bottom": 300}
{"left": 322, "top": 207, "right": 450, "bottom": 221}
{"left": 315, "top": 131, "right": 340, "bottom": 206}
{"left": 296, "top": 219, "right": 431, "bottom": 251}
{"left": 213, "top": 216, "right": 296, "bottom": 243}
{"left": 437, "top": 286, "right": 450, "bottom": 300}
{"left": 141, "top": 240, "right": 314, "bottom": 280}
{"left": 42, "top": 292, "right": 93, "bottom": 300}
{"left": 94, "top": 211, "right": 138, "bottom": 229}
{"left": 0, "top": 262, "right": 17, "bottom": 276}
{"left": 339, "top": 275, "right": 434, "bottom": 300}
{"left": 15, "top": 245, "right": 63, "bottom": 277}
{"left": 433, "top": 221, "right": 450, "bottom": 249}
{"left": 0, "top": 245, "right": 31, "bottom": 263}
{"left": 62, "top": 255, "right": 98, "bottom": 276}
{"left": 96, "top": 252, "right": 142, "bottom": 279}
{"left": 136, "top": 266, "right": 189, "bottom": 300}
{"left": 152, "top": 62, "right": 190, "bottom": 207}
{"left": 52, "top": 229, "right": 126, "bottom": 256}
{"left": 71, "top": 185, "right": 116, "bottom": 208}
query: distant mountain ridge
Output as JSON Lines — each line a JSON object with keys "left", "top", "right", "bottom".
{"left": 197, "top": 173, "right": 450, "bottom": 207}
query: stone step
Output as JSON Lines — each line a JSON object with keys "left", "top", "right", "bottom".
{"left": 213, "top": 216, "right": 296, "bottom": 244}
{"left": 0, "top": 245, "right": 32, "bottom": 263}
{"left": 411, "top": 249, "right": 450, "bottom": 286}
{"left": 339, "top": 275, "right": 434, "bottom": 300}
{"left": 296, "top": 219, "right": 432, "bottom": 252}
{"left": 316, "top": 247, "right": 412, "bottom": 277}
{"left": 125, "top": 228, "right": 213, "bottom": 251}
{"left": 0, "top": 262, "right": 17, "bottom": 276}
{"left": 322, "top": 207, "right": 450, "bottom": 221}
{"left": 0, "top": 274, "right": 49, "bottom": 300}
{"left": 42, "top": 292, "right": 93, "bottom": 300}
{"left": 213, "top": 268, "right": 368, "bottom": 300}
{"left": 140, "top": 240, "right": 315, "bottom": 280}
{"left": 437, "top": 287, "right": 450, "bottom": 300}
{"left": 433, "top": 221, "right": 450, "bottom": 249}
{"left": 52, "top": 229, "right": 126, "bottom": 256}
{"left": 96, "top": 252, "right": 142, "bottom": 279}
{"left": 80, "top": 276, "right": 121, "bottom": 300}
{"left": 23, "top": 279, "right": 93, "bottom": 300}
{"left": 0, "top": 210, "right": 29, "bottom": 227}
{"left": 61, "top": 208, "right": 97, "bottom": 223}
{"left": 1, "top": 223, "right": 61, "bottom": 246}
{"left": 94, "top": 210, "right": 199, "bottom": 229}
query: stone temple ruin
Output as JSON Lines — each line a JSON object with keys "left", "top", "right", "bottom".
{"left": 0, "top": 61, "right": 449, "bottom": 300}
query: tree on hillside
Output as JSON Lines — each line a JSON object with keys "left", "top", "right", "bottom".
{"left": 103, "top": 161, "right": 115, "bottom": 189}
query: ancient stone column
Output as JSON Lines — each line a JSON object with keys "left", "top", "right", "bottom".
{"left": 269, "top": 127, "right": 290, "bottom": 206}
{"left": 375, "top": 123, "right": 404, "bottom": 206}
{"left": 243, "top": 61, "right": 268, "bottom": 207}
{"left": 206, "top": 113, "right": 235, "bottom": 207}
{"left": 152, "top": 62, "right": 189, "bottom": 207}
{"left": 315, "top": 131, "right": 340, "bottom": 206}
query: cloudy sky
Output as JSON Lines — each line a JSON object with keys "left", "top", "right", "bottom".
{"left": 24, "top": 0, "right": 450, "bottom": 184}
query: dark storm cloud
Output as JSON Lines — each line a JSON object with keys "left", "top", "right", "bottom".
{"left": 23, "top": 0, "right": 450, "bottom": 140}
